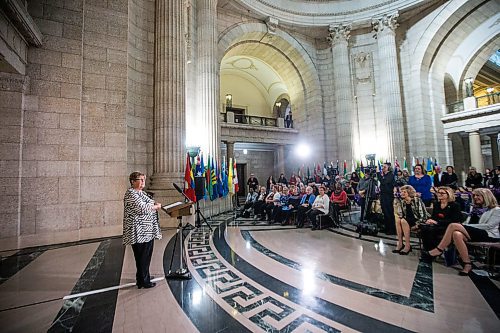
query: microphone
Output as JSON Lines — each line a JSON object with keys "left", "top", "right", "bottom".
{"left": 173, "top": 182, "right": 183, "bottom": 194}
{"left": 173, "top": 183, "right": 192, "bottom": 202}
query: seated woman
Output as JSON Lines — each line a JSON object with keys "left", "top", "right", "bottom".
{"left": 424, "top": 188, "right": 499, "bottom": 275}
{"left": 262, "top": 185, "right": 279, "bottom": 221}
{"left": 307, "top": 185, "right": 329, "bottom": 230}
{"left": 253, "top": 186, "right": 268, "bottom": 220}
{"left": 417, "top": 186, "right": 463, "bottom": 251}
{"left": 275, "top": 187, "right": 293, "bottom": 225}
{"left": 442, "top": 165, "right": 458, "bottom": 189}
{"left": 465, "top": 166, "right": 483, "bottom": 189}
{"left": 330, "top": 182, "right": 347, "bottom": 223}
{"left": 296, "top": 186, "right": 315, "bottom": 228}
{"left": 408, "top": 164, "right": 433, "bottom": 207}
{"left": 350, "top": 172, "right": 360, "bottom": 193}
{"left": 393, "top": 185, "right": 429, "bottom": 255}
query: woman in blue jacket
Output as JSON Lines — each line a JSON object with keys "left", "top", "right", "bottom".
{"left": 408, "top": 164, "right": 433, "bottom": 207}
{"left": 296, "top": 186, "right": 315, "bottom": 228}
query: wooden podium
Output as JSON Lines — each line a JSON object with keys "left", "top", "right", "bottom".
{"left": 162, "top": 201, "right": 193, "bottom": 218}
{"left": 162, "top": 201, "right": 194, "bottom": 280}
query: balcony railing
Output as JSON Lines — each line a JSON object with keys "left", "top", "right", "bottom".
{"left": 220, "top": 111, "right": 293, "bottom": 129}
{"left": 447, "top": 92, "right": 500, "bottom": 113}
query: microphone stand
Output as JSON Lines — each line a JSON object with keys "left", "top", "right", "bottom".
{"left": 173, "top": 183, "right": 213, "bottom": 232}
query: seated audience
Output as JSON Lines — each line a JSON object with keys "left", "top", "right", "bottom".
{"left": 277, "top": 173, "right": 288, "bottom": 186}
{"left": 263, "top": 185, "right": 278, "bottom": 221}
{"left": 296, "top": 186, "right": 315, "bottom": 228}
{"left": 417, "top": 186, "right": 463, "bottom": 251}
{"left": 393, "top": 185, "right": 429, "bottom": 255}
{"left": 240, "top": 187, "right": 257, "bottom": 214}
{"left": 350, "top": 172, "right": 360, "bottom": 193}
{"left": 266, "top": 175, "right": 276, "bottom": 192}
{"left": 423, "top": 188, "right": 499, "bottom": 275}
{"left": 307, "top": 185, "right": 329, "bottom": 231}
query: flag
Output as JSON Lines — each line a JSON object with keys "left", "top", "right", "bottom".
{"left": 336, "top": 160, "right": 339, "bottom": 171}
{"left": 228, "top": 157, "right": 234, "bottom": 194}
{"left": 377, "top": 159, "right": 382, "bottom": 172}
{"left": 343, "top": 160, "right": 347, "bottom": 177}
{"left": 360, "top": 160, "right": 365, "bottom": 178}
{"left": 323, "top": 162, "right": 328, "bottom": 177}
{"left": 411, "top": 156, "right": 415, "bottom": 175}
{"left": 307, "top": 165, "right": 311, "bottom": 179}
{"left": 183, "top": 153, "right": 196, "bottom": 202}
{"left": 233, "top": 158, "right": 239, "bottom": 193}
{"left": 222, "top": 157, "right": 228, "bottom": 197}
{"left": 351, "top": 159, "right": 355, "bottom": 173}
{"left": 206, "top": 155, "right": 212, "bottom": 199}
{"left": 394, "top": 158, "right": 400, "bottom": 172}
{"left": 416, "top": 157, "right": 420, "bottom": 165}
{"left": 210, "top": 156, "right": 218, "bottom": 200}
{"left": 403, "top": 157, "right": 408, "bottom": 171}
{"left": 426, "top": 158, "right": 434, "bottom": 176}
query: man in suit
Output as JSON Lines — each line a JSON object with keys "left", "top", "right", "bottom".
{"left": 433, "top": 165, "right": 444, "bottom": 187}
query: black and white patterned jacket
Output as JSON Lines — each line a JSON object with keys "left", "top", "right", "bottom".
{"left": 123, "top": 188, "right": 162, "bottom": 245}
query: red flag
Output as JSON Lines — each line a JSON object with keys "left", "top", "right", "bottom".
{"left": 184, "top": 153, "right": 196, "bottom": 202}
{"left": 233, "top": 159, "right": 239, "bottom": 193}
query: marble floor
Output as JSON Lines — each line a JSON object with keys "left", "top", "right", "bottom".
{"left": 0, "top": 212, "right": 499, "bottom": 332}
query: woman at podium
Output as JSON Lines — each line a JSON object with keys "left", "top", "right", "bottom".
{"left": 123, "top": 171, "right": 163, "bottom": 289}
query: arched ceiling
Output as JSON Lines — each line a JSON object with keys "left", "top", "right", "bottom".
{"left": 228, "top": 0, "right": 431, "bottom": 27}
{"left": 220, "top": 56, "right": 288, "bottom": 106}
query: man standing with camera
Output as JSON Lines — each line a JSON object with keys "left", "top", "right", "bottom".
{"left": 358, "top": 171, "right": 377, "bottom": 222}
{"left": 377, "top": 163, "right": 396, "bottom": 235}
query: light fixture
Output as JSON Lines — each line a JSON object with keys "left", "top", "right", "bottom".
{"left": 295, "top": 143, "right": 311, "bottom": 159}
{"left": 225, "top": 94, "right": 232, "bottom": 108}
{"left": 243, "top": 149, "right": 248, "bottom": 155}
{"left": 275, "top": 102, "right": 281, "bottom": 108}
{"left": 486, "top": 87, "right": 494, "bottom": 94}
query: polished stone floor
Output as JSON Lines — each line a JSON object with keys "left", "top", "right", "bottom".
{"left": 0, "top": 212, "right": 499, "bottom": 332}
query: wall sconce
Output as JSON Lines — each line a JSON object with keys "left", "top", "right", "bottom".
{"left": 225, "top": 94, "right": 232, "bottom": 108}
{"left": 275, "top": 102, "right": 281, "bottom": 108}
{"left": 464, "top": 77, "right": 474, "bottom": 98}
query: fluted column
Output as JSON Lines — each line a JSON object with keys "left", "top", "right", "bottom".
{"left": 328, "top": 24, "right": 356, "bottom": 162}
{"left": 469, "top": 131, "right": 484, "bottom": 173}
{"left": 197, "top": 0, "right": 220, "bottom": 160}
{"left": 490, "top": 134, "right": 499, "bottom": 167}
{"left": 150, "top": 0, "right": 185, "bottom": 190}
{"left": 372, "top": 13, "right": 406, "bottom": 161}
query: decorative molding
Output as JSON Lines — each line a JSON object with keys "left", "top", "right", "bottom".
{"left": 0, "top": 0, "right": 43, "bottom": 47}
{"left": 265, "top": 16, "right": 279, "bottom": 36}
{"left": 327, "top": 23, "right": 351, "bottom": 46}
{"left": 372, "top": 12, "right": 399, "bottom": 38}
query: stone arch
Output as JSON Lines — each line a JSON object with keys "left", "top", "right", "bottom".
{"left": 218, "top": 21, "right": 326, "bottom": 159}
{"left": 443, "top": 73, "right": 458, "bottom": 105}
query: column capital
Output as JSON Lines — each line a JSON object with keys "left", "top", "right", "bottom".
{"left": 372, "top": 12, "right": 399, "bottom": 38}
{"left": 327, "top": 23, "right": 351, "bottom": 46}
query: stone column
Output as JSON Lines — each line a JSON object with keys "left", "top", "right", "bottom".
{"left": 468, "top": 131, "right": 484, "bottom": 173}
{"left": 372, "top": 13, "right": 406, "bottom": 161}
{"left": 197, "top": 0, "right": 220, "bottom": 160}
{"left": 444, "top": 134, "right": 453, "bottom": 166}
{"left": 276, "top": 145, "right": 285, "bottom": 176}
{"left": 490, "top": 134, "right": 499, "bottom": 167}
{"left": 150, "top": 0, "right": 185, "bottom": 192}
{"left": 226, "top": 141, "right": 234, "bottom": 165}
{"left": 328, "top": 24, "right": 356, "bottom": 162}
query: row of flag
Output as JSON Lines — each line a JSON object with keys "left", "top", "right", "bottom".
{"left": 296, "top": 157, "right": 442, "bottom": 180}
{"left": 183, "top": 152, "right": 239, "bottom": 202}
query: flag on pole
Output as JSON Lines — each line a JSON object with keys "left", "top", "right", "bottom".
{"left": 411, "top": 156, "right": 416, "bottom": 175}
{"left": 323, "top": 162, "right": 328, "bottom": 177}
{"left": 394, "top": 158, "right": 400, "bottom": 172}
{"left": 206, "top": 155, "right": 212, "bottom": 199}
{"left": 343, "top": 160, "right": 347, "bottom": 177}
{"left": 426, "top": 158, "right": 434, "bottom": 176}
{"left": 228, "top": 157, "right": 233, "bottom": 194}
{"left": 351, "top": 159, "right": 355, "bottom": 173}
{"left": 183, "top": 153, "right": 196, "bottom": 202}
{"left": 403, "top": 157, "right": 408, "bottom": 170}
{"left": 210, "top": 156, "right": 218, "bottom": 200}
{"left": 233, "top": 158, "right": 239, "bottom": 193}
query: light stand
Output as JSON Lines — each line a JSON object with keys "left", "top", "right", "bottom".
{"left": 195, "top": 200, "right": 213, "bottom": 232}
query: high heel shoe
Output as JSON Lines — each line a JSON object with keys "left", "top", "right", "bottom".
{"left": 420, "top": 247, "right": 443, "bottom": 261}
{"left": 399, "top": 246, "right": 412, "bottom": 255}
{"left": 392, "top": 246, "right": 403, "bottom": 254}
{"left": 459, "top": 262, "right": 472, "bottom": 276}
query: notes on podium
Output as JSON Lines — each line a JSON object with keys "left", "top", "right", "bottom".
{"left": 162, "top": 201, "right": 193, "bottom": 218}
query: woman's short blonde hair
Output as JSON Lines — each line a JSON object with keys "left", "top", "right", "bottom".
{"left": 437, "top": 186, "right": 455, "bottom": 202}
{"left": 400, "top": 185, "right": 416, "bottom": 198}
{"left": 472, "top": 188, "right": 498, "bottom": 209}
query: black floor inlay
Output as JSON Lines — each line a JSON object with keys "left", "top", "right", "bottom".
{"left": 214, "top": 223, "right": 414, "bottom": 333}
{"left": 0, "top": 249, "right": 45, "bottom": 286}
{"left": 240, "top": 229, "right": 434, "bottom": 312}
{"left": 48, "top": 238, "right": 125, "bottom": 333}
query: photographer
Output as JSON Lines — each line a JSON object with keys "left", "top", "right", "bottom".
{"left": 358, "top": 171, "right": 377, "bottom": 222}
